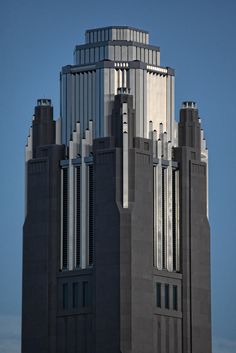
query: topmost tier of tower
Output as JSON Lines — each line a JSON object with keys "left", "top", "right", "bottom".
{"left": 74, "top": 26, "right": 160, "bottom": 67}
{"left": 85, "top": 26, "right": 149, "bottom": 45}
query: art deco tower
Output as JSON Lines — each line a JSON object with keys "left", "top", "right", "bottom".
{"left": 22, "top": 26, "right": 211, "bottom": 353}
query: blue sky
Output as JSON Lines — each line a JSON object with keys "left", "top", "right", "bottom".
{"left": 0, "top": 0, "right": 236, "bottom": 352}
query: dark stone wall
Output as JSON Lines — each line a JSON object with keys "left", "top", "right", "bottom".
{"left": 56, "top": 270, "right": 94, "bottom": 353}
{"left": 22, "top": 100, "right": 64, "bottom": 353}
{"left": 174, "top": 106, "right": 212, "bottom": 353}
{"left": 22, "top": 144, "right": 65, "bottom": 353}
{"left": 33, "top": 104, "right": 55, "bottom": 158}
{"left": 153, "top": 270, "right": 183, "bottom": 353}
{"left": 93, "top": 94, "right": 154, "bottom": 353}
{"left": 93, "top": 139, "right": 121, "bottom": 353}
{"left": 56, "top": 314, "right": 94, "bottom": 353}
{"left": 190, "top": 160, "right": 211, "bottom": 353}
{"left": 129, "top": 139, "right": 154, "bottom": 353}
{"left": 93, "top": 139, "right": 154, "bottom": 353}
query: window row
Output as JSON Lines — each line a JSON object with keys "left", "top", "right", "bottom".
{"left": 156, "top": 283, "right": 178, "bottom": 311}
{"left": 62, "top": 281, "right": 91, "bottom": 310}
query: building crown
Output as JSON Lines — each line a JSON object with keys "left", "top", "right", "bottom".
{"left": 85, "top": 26, "right": 149, "bottom": 45}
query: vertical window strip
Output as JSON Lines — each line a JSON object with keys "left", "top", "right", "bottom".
{"left": 172, "top": 169, "right": 176, "bottom": 271}
{"left": 162, "top": 167, "right": 166, "bottom": 269}
{"left": 153, "top": 166, "right": 157, "bottom": 267}
{"left": 62, "top": 168, "right": 68, "bottom": 269}
{"left": 76, "top": 167, "right": 81, "bottom": 268}
{"left": 175, "top": 170, "right": 180, "bottom": 272}
{"left": 89, "top": 165, "right": 94, "bottom": 266}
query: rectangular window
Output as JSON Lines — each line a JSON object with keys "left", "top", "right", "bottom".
{"left": 165, "top": 284, "right": 169, "bottom": 309}
{"left": 173, "top": 285, "right": 178, "bottom": 311}
{"left": 62, "top": 283, "right": 68, "bottom": 309}
{"left": 72, "top": 283, "right": 79, "bottom": 308}
{"left": 156, "top": 283, "right": 161, "bottom": 308}
{"left": 82, "top": 281, "right": 89, "bottom": 307}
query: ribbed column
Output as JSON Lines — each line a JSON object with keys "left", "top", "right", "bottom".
{"left": 166, "top": 142, "right": 173, "bottom": 271}
{"left": 68, "top": 122, "right": 81, "bottom": 270}
{"left": 68, "top": 153, "right": 75, "bottom": 270}
{"left": 122, "top": 102, "right": 129, "bottom": 208}
{"left": 154, "top": 163, "right": 163, "bottom": 269}
{"left": 80, "top": 139, "right": 88, "bottom": 268}
{"left": 175, "top": 170, "right": 180, "bottom": 272}
{"left": 151, "top": 121, "right": 180, "bottom": 272}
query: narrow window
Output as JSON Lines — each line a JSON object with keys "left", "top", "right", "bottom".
{"left": 173, "top": 285, "right": 178, "bottom": 311}
{"left": 165, "top": 284, "right": 169, "bottom": 309}
{"left": 82, "top": 281, "right": 89, "bottom": 307}
{"left": 72, "top": 283, "right": 79, "bottom": 308}
{"left": 62, "top": 283, "right": 68, "bottom": 309}
{"left": 156, "top": 282, "right": 161, "bottom": 308}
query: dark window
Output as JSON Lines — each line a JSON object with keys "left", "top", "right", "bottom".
{"left": 72, "top": 283, "right": 79, "bottom": 308}
{"left": 82, "top": 281, "right": 89, "bottom": 307}
{"left": 173, "top": 285, "right": 178, "bottom": 311}
{"left": 165, "top": 284, "right": 169, "bottom": 309}
{"left": 156, "top": 282, "right": 161, "bottom": 308}
{"left": 62, "top": 283, "right": 68, "bottom": 309}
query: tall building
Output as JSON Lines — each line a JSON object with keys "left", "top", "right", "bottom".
{"left": 22, "top": 26, "right": 212, "bottom": 353}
